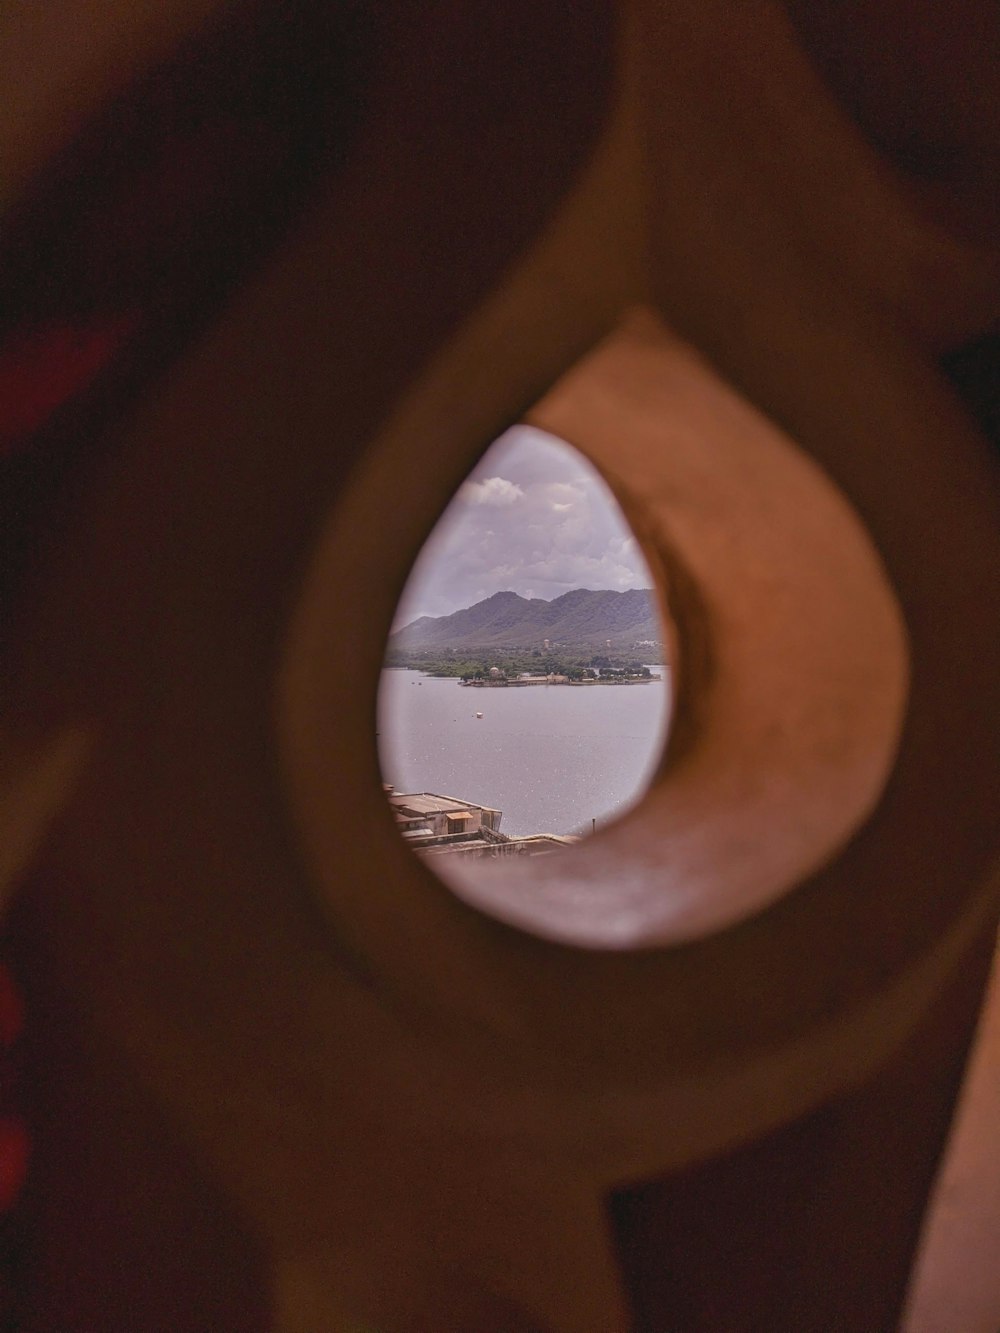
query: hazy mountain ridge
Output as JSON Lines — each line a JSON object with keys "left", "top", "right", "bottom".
{"left": 391, "top": 588, "right": 663, "bottom": 649}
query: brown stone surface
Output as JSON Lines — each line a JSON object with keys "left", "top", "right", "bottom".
{"left": 0, "top": 2, "right": 998, "bottom": 1329}
{"left": 609, "top": 925, "right": 998, "bottom": 1331}
{"left": 904, "top": 936, "right": 1000, "bottom": 1332}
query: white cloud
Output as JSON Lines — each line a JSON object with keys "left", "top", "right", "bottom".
{"left": 392, "top": 425, "right": 655, "bottom": 625}
{"left": 459, "top": 476, "right": 523, "bottom": 507}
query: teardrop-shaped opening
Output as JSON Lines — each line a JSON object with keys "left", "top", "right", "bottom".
{"left": 283, "top": 312, "right": 908, "bottom": 951}
{"left": 378, "top": 425, "right": 674, "bottom": 865}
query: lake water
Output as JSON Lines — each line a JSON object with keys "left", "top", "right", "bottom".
{"left": 377, "top": 668, "right": 671, "bottom": 837}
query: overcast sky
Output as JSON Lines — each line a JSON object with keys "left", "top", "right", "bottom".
{"left": 394, "top": 425, "right": 654, "bottom": 625}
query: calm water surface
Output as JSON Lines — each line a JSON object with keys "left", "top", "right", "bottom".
{"left": 378, "top": 669, "right": 671, "bottom": 837}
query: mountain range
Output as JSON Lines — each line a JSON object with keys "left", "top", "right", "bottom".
{"left": 390, "top": 588, "right": 663, "bottom": 651}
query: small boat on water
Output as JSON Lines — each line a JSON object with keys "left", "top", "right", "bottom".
{"left": 475, "top": 711, "right": 483, "bottom": 719}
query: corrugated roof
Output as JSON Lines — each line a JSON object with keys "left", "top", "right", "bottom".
{"left": 389, "top": 792, "right": 498, "bottom": 817}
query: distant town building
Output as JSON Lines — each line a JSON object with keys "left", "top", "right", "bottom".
{"left": 388, "top": 791, "right": 502, "bottom": 842}
{"left": 386, "top": 788, "right": 577, "bottom": 860}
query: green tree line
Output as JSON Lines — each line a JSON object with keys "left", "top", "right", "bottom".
{"left": 385, "top": 647, "right": 659, "bottom": 679}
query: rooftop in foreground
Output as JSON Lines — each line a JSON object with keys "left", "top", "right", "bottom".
{"left": 388, "top": 791, "right": 500, "bottom": 818}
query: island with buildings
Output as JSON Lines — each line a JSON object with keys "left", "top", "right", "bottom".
{"left": 458, "top": 664, "right": 660, "bottom": 686}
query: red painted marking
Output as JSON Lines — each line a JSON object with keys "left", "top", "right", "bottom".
{"left": 0, "top": 1118, "right": 29, "bottom": 1212}
{"left": 0, "top": 313, "right": 137, "bottom": 449}
{"left": 0, "top": 969, "right": 23, "bottom": 1049}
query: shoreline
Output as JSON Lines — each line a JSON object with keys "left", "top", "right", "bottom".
{"left": 458, "top": 675, "right": 662, "bottom": 687}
